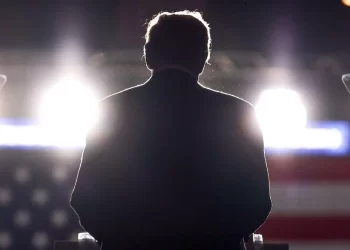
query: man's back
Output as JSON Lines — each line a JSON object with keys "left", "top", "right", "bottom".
{"left": 70, "top": 68, "right": 271, "bottom": 250}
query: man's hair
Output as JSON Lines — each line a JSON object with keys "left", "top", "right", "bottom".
{"left": 144, "top": 10, "right": 212, "bottom": 74}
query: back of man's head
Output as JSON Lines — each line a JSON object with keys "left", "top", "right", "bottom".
{"left": 144, "top": 10, "right": 211, "bottom": 75}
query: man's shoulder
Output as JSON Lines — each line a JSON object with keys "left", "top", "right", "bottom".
{"left": 88, "top": 85, "right": 146, "bottom": 139}
{"left": 200, "top": 85, "right": 255, "bottom": 112}
{"left": 200, "top": 86, "right": 260, "bottom": 139}
{"left": 209, "top": 90, "right": 261, "bottom": 142}
{"left": 99, "top": 83, "right": 146, "bottom": 105}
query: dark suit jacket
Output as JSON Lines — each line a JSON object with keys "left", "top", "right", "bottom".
{"left": 70, "top": 68, "right": 272, "bottom": 250}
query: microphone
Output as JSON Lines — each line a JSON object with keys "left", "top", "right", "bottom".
{"left": 342, "top": 74, "right": 350, "bottom": 94}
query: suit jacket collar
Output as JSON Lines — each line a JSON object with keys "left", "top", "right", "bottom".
{"left": 151, "top": 66, "right": 199, "bottom": 81}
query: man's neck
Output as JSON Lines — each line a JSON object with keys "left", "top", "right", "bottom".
{"left": 152, "top": 65, "right": 199, "bottom": 80}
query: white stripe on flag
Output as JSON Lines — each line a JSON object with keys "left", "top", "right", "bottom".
{"left": 270, "top": 183, "right": 350, "bottom": 215}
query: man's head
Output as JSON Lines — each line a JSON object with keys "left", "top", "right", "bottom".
{"left": 144, "top": 10, "right": 212, "bottom": 76}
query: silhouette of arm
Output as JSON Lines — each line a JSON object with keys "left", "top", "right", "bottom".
{"left": 70, "top": 129, "right": 111, "bottom": 244}
{"left": 69, "top": 98, "right": 119, "bottom": 244}
{"left": 233, "top": 103, "right": 272, "bottom": 240}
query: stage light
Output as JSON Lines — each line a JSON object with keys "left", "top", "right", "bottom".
{"left": 38, "top": 74, "right": 99, "bottom": 145}
{"left": 342, "top": 0, "right": 350, "bottom": 7}
{"left": 255, "top": 89, "right": 307, "bottom": 146}
{"left": 263, "top": 121, "right": 349, "bottom": 156}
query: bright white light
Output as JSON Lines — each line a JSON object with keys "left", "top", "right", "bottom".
{"left": 0, "top": 123, "right": 345, "bottom": 152}
{"left": 264, "top": 128, "right": 343, "bottom": 150}
{"left": 255, "top": 89, "right": 307, "bottom": 146}
{"left": 0, "top": 124, "right": 85, "bottom": 148}
{"left": 38, "top": 73, "right": 99, "bottom": 146}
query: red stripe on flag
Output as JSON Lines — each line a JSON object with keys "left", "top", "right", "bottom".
{"left": 257, "top": 216, "right": 350, "bottom": 241}
{"left": 266, "top": 156, "right": 350, "bottom": 182}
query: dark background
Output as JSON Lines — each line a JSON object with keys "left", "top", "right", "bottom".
{"left": 0, "top": 0, "right": 349, "bottom": 120}
{"left": 0, "top": 1, "right": 349, "bottom": 53}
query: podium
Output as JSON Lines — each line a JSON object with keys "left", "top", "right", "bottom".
{"left": 54, "top": 233, "right": 289, "bottom": 250}
{"left": 55, "top": 233, "right": 100, "bottom": 250}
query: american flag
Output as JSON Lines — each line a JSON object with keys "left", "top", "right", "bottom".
{"left": 1, "top": 149, "right": 349, "bottom": 250}
{"left": 0, "top": 150, "right": 83, "bottom": 250}
{"left": 258, "top": 156, "right": 350, "bottom": 250}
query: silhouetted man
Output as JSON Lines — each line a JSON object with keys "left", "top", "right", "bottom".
{"left": 70, "top": 10, "right": 271, "bottom": 250}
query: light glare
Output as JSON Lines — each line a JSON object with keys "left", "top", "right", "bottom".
{"left": 0, "top": 124, "right": 344, "bottom": 151}
{"left": 39, "top": 74, "right": 99, "bottom": 145}
{"left": 255, "top": 89, "right": 307, "bottom": 145}
{"left": 264, "top": 128, "right": 343, "bottom": 150}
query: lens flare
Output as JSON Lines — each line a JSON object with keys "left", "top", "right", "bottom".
{"left": 255, "top": 89, "right": 307, "bottom": 147}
